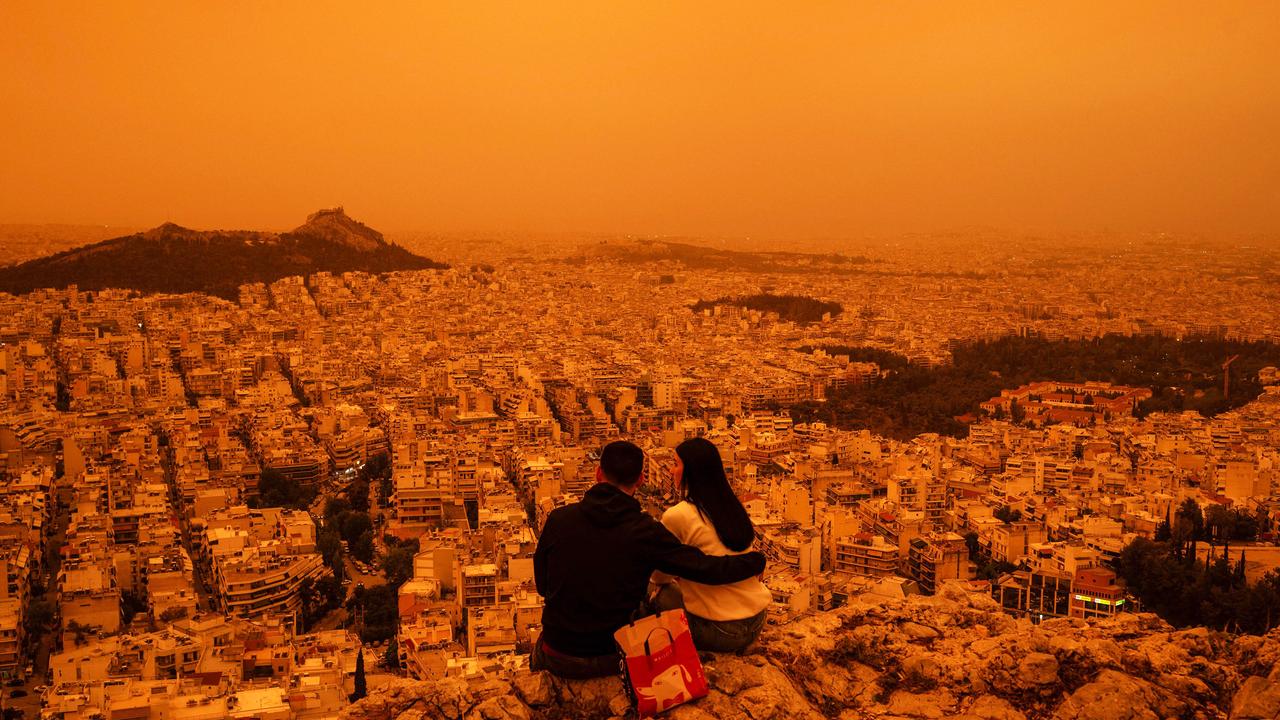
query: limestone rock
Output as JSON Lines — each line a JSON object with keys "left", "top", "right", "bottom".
{"left": 1019, "top": 652, "right": 1060, "bottom": 686}
{"left": 958, "top": 695, "right": 1028, "bottom": 720}
{"left": 1052, "top": 670, "right": 1182, "bottom": 720}
{"left": 901, "top": 621, "right": 941, "bottom": 641}
{"left": 512, "top": 671, "right": 553, "bottom": 707}
{"left": 344, "top": 593, "right": 1262, "bottom": 720}
{"left": 1232, "top": 675, "right": 1280, "bottom": 720}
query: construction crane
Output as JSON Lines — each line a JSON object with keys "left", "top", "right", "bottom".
{"left": 1222, "top": 354, "right": 1240, "bottom": 398}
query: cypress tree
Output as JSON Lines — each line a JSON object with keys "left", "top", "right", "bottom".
{"left": 1155, "top": 508, "right": 1172, "bottom": 542}
{"left": 351, "top": 647, "right": 367, "bottom": 702}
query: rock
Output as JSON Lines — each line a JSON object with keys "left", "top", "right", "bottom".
{"left": 1048, "top": 635, "right": 1081, "bottom": 655}
{"left": 1053, "top": 670, "right": 1182, "bottom": 720}
{"left": 1019, "top": 652, "right": 1060, "bottom": 686}
{"left": 902, "top": 653, "right": 944, "bottom": 683}
{"left": 901, "top": 621, "right": 941, "bottom": 641}
{"left": 959, "top": 695, "right": 1027, "bottom": 720}
{"left": 466, "top": 695, "right": 530, "bottom": 720}
{"left": 512, "top": 671, "right": 552, "bottom": 706}
{"left": 666, "top": 704, "right": 720, "bottom": 720}
{"left": 1079, "top": 638, "right": 1125, "bottom": 668}
{"left": 344, "top": 594, "right": 1255, "bottom": 720}
{"left": 553, "top": 675, "right": 626, "bottom": 716}
{"left": 1232, "top": 675, "right": 1280, "bottom": 720}
{"left": 886, "top": 689, "right": 954, "bottom": 718}
{"left": 969, "top": 638, "right": 1003, "bottom": 657}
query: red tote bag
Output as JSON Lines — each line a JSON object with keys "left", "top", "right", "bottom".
{"left": 614, "top": 609, "right": 709, "bottom": 717}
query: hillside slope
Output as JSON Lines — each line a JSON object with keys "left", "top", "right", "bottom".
{"left": 0, "top": 208, "right": 446, "bottom": 299}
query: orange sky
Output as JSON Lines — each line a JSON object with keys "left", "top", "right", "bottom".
{"left": 1, "top": 2, "right": 1278, "bottom": 239}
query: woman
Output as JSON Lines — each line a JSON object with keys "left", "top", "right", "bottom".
{"left": 653, "top": 437, "right": 771, "bottom": 652}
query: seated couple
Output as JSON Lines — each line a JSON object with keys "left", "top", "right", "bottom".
{"left": 532, "top": 439, "right": 771, "bottom": 679}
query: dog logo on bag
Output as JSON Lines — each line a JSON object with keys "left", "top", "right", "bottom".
{"left": 637, "top": 663, "right": 694, "bottom": 711}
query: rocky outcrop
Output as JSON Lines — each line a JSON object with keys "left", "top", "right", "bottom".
{"left": 292, "top": 207, "right": 385, "bottom": 251}
{"left": 344, "top": 585, "right": 1280, "bottom": 719}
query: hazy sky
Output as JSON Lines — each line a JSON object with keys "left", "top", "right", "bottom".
{"left": 2, "top": 2, "right": 1278, "bottom": 239}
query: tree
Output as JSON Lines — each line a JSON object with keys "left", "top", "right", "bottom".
{"left": 350, "top": 648, "right": 367, "bottom": 702}
{"left": 351, "top": 529, "right": 375, "bottom": 564}
{"left": 385, "top": 637, "right": 401, "bottom": 670}
{"left": 25, "top": 599, "right": 54, "bottom": 639}
{"left": 994, "top": 505, "right": 1022, "bottom": 524}
{"left": 347, "top": 478, "right": 371, "bottom": 514}
{"left": 1155, "top": 508, "right": 1172, "bottom": 541}
{"left": 1205, "top": 504, "right": 1236, "bottom": 542}
{"left": 1175, "top": 498, "right": 1205, "bottom": 557}
{"left": 1009, "top": 398, "right": 1026, "bottom": 425}
{"left": 257, "top": 467, "right": 317, "bottom": 510}
{"left": 317, "top": 574, "right": 344, "bottom": 608}
{"left": 341, "top": 512, "right": 373, "bottom": 545}
{"left": 159, "top": 606, "right": 189, "bottom": 622}
{"left": 324, "top": 497, "right": 352, "bottom": 524}
{"left": 121, "top": 590, "right": 148, "bottom": 625}
{"left": 298, "top": 577, "right": 320, "bottom": 631}
{"left": 349, "top": 584, "right": 398, "bottom": 643}
{"left": 382, "top": 546, "right": 414, "bottom": 587}
{"left": 378, "top": 474, "right": 394, "bottom": 508}
{"left": 317, "top": 528, "right": 345, "bottom": 579}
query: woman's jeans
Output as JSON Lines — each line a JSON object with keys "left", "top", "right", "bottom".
{"left": 652, "top": 583, "right": 767, "bottom": 653}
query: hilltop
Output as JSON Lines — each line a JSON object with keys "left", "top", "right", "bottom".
{"left": 342, "top": 586, "right": 1280, "bottom": 719}
{"left": 0, "top": 208, "right": 446, "bottom": 300}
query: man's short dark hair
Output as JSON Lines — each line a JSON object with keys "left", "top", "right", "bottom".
{"left": 600, "top": 441, "right": 644, "bottom": 487}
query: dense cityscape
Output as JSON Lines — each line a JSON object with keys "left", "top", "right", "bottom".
{"left": 0, "top": 223, "right": 1273, "bottom": 718}
{"left": 5, "top": 3, "right": 1280, "bottom": 718}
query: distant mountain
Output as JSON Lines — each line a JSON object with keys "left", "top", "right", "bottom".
{"left": 0, "top": 208, "right": 447, "bottom": 300}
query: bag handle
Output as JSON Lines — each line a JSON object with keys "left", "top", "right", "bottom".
{"left": 643, "top": 627, "right": 676, "bottom": 660}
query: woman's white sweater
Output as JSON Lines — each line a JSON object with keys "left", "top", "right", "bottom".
{"left": 658, "top": 501, "right": 772, "bottom": 621}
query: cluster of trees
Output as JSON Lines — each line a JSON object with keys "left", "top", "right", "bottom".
{"left": 254, "top": 468, "right": 318, "bottom": 510}
{"left": 993, "top": 505, "right": 1023, "bottom": 524}
{"left": 381, "top": 535, "right": 419, "bottom": 587}
{"left": 347, "top": 534, "right": 422, "bottom": 667}
{"left": 297, "top": 454, "right": 398, "bottom": 637}
{"left": 1116, "top": 499, "right": 1279, "bottom": 633}
{"left": 691, "top": 293, "right": 843, "bottom": 324}
{"left": 347, "top": 583, "right": 399, "bottom": 643}
{"left": 25, "top": 598, "right": 54, "bottom": 646}
{"left": 316, "top": 453, "right": 392, "bottom": 570}
{"left": 297, "top": 574, "right": 344, "bottom": 632}
{"left": 364, "top": 453, "right": 394, "bottom": 508}
{"left": 320, "top": 497, "right": 374, "bottom": 564}
{"left": 789, "top": 334, "right": 1280, "bottom": 440}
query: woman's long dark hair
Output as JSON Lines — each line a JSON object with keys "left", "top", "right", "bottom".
{"left": 676, "top": 437, "right": 754, "bottom": 552}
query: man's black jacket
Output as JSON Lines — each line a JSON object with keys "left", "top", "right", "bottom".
{"left": 534, "top": 482, "right": 767, "bottom": 657}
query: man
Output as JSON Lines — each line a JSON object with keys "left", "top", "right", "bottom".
{"left": 533, "top": 440, "right": 767, "bottom": 678}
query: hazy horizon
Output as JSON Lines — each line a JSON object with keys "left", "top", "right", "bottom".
{"left": 3, "top": 2, "right": 1278, "bottom": 239}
